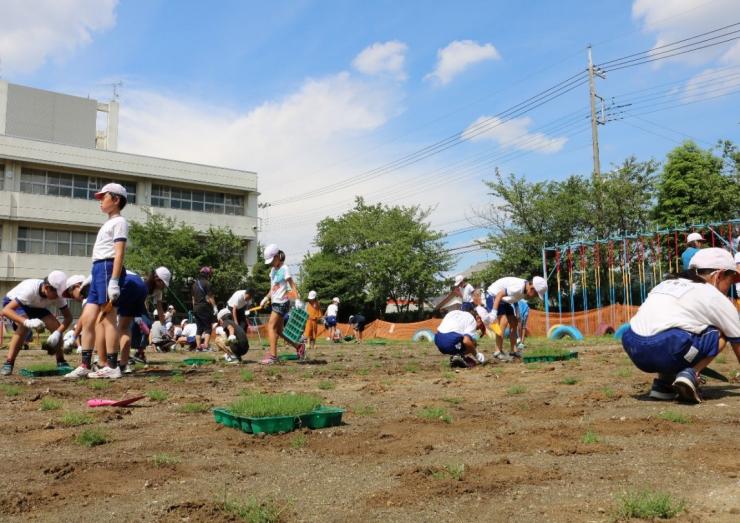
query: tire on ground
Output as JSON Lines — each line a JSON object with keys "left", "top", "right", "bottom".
{"left": 547, "top": 325, "right": 584, "bottom": 341}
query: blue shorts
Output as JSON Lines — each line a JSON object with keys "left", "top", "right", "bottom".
{"left": 324, "top": 316, "right": 337, "bottom": 327}
{"left": 2, "top": 297, "right": 51, "bottom": 328}
{"left": 518, "top": 302, "right": 530, "bottom": 325}
{"left": 117, "top": 274, "right": 148, "bottom": 317}
{"left": 186, "top": 335, "right": 196, "bottom": 345}
{"left": 497, "top": 301, "right": 515, "bottom": 317}
{"left": 485, "top": 293, "right": 493, "bottom": 311}
{"left": 434, "top": 331, "right": 465, "bottom": 355}
{"left": 271, "top": 301, "right": 290, "bottom": 317}
{"left": 622, "top": 327, "right": 720, "bottom": 375}
{"left": 88, "top": 259, "right": 127, "bottom": 305}
{"left": 460, "top": 302, "right": 474, "bottom": 312}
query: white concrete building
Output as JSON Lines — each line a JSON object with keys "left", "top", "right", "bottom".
{"left": 0, "top": 81, "right": 258, "bottom": 300}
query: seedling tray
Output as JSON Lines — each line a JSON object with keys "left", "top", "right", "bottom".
{"left": 212, "top": 405, "right": 344, "bottom": 435}
{"left": 522, "top": 351, "right": 578, "bottom": 363}
{"left": 182, "top": 357, "right": 215, "bottom": 366}
{"left": 283, "top": 308, "right": 309, "bottom": 344}
{"left": 19, "top": 366, "right": 72, "bottom": 377}
{"left": 298, "top": 406, "right": 344, "bottom": 429}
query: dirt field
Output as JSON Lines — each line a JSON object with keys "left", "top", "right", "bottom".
{"left": 0, "top": 336, "right": 738, "bottom": 522}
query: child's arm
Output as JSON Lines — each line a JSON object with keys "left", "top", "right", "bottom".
{"left": 107, "top": 241, "right": 126, "bottom": 301}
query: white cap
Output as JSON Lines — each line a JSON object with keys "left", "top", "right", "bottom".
{"left": 454, "top": 274, "right": 465, "bottom": 286}
{"left": 217, "top": 308, "right": 231, "bottom": 321}
{"left": 332, "top": 296, "right": 340, "bottom": 303}
{"left": 689, "top": 247, "right": 737, "bottom": 272}
{"left": 474, "top": 305, "right": 492, "bottom": 325}
{"left": 687, "top": 232, "right": 704, "bottom": 243}
{"left": 264, "top": 243, "right": 280, "bottom": 264}
{"left": 154, "top": 266, "right": 171, "bottom": 287}
{"left": 532, "top": 276, "right": 548, "bottom": 300}
{"left": 307, "top": 290, "right": 317, "bottom": 300}
{"left": 46, "top": 270, "right": 68, "bottom": 295}
{"left": 168, "top": 305, "right": 175, "bottom": 310}
{"left": 94, "top": 183, "right": 127, "bottom": 200}
{"left": 64, "top": 274, "right": 86, "bottom": 293}
{"left": 180, "top": 319, "right": 188, "bottom": 326}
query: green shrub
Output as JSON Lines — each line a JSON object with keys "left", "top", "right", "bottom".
{"left": 229, "top": 393, "right": 321, "bottom": 418}
{"left": 615, "top": 489, "right": 685, "bottom": 519}
{"left": 76, "top": 428, "right": 108, "bottom": 447}
{"left": 431, "top": 464, "right": 465, "bottom": 481}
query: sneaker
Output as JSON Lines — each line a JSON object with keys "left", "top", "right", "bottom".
{"left": 673, "top": 368, "right": 701, "bottom": 403}
{"left": 492, "top": 351, "right": 513, "bottom": 363}
{"left": 63, "top": 365, "right": 90, "bottom": 379}
{"left": 295, "top": 342, "right": 306, "bottom": 360}
{"left": 450, "top": 355, "right": 468, "bottom": 368}
{"left": 259, "top": 355, "right": 278, "bottom": 365}
{"left": 1, "top": 363, "right": 13, "bottom": 376}
{"left": 649, "top": 377, "right": 676, "bottom": 400}
{"left": 224, "top": 354, "right": 240, "bottom": 364}
{"left": 510, "top": 350, "right": 523, "bottom": 359}
{"left": 122, "top": 364, "right": 135, "bottom": 374}
{"left": 88, "top": 366, "right": 122, "bottom": 380}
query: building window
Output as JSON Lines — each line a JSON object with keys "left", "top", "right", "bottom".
{"left": 0, "top": 164, "right": 4, "bottom": 190}
{"left": 17, "top": 227, "right": 96, "bottom": 257}
{"left": 19, "top": 168, "right": 137, "bottom": 204}
{"left": 151, "top": 184, "right": 244, "bottom": 215}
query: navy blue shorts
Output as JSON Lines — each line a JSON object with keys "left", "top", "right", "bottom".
{"left": 324, "top": 316, "right": 337, "bottom": 327}
{"left": 2, "top": 297, "right": 51, "bottom": 328}
{"left": 271, "top": 301, "right": 290, "bottom": 317}
{"left": 460, "top": 302, "right": 474, "bottom": 312}
{"left": 434, "top": 331, "right": 465, "bottom": 355}
{"left": 497, "top": 301, "right": 515, "bottom": 317}
{"left": 117, "top": 275, "right": 148, "bottom": 317}
{"left": 88, "top": 259, "right": 127, "bottom": 305}
{"left": 622, "top": 327, "right": 720, "bottom": 375}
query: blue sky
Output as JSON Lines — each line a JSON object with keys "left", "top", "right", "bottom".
{"left": 2, "top": 0, "right": 739, "bottom": 276}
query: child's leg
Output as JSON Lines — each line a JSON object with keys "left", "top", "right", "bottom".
{"left": 692, "top": 336, "right": 727, "bottom": 374}
{"left": 495, "top": 317, "right": 506, "bottom": 352}
{"left": 80, "top": 303, "right": 99, "bottom": 356}
{"left": 4, "top": 324, "right": 28, "bottom": 366}
{"left": 268, "top": 312, "right": 282, "bottom": 357}
{"left": 118, "top": 316, "right": 133, "bottom": 369}
{"left": 507, "top": 315, "right": 518, "bottom": 352}
{"left": 102, "top": 308, "right": 120, "bottom": 368}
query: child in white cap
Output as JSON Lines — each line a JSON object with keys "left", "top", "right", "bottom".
{"left": 325, "top": 297, "right": 340, "bottom": 341}
{"left": 436, "top": 275, "right": 475, "bottom": 312}
{"left": 1, "top": 271, "right": 72, "bottom": 375}
{"left": 681, "top": 232, "right": 705, "bottom": 270}
{"left": 303, "top": 290, "right": 322, "bottom": 352}
{"left": 622, "top": 248, "right": 740, "bottom": 403}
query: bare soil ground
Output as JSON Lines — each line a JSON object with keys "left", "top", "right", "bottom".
{"left": 0, "top": 337, "right": 738, "bottom": 522}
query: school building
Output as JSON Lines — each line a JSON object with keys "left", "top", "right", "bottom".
{"left": 0, "top": 81, "right": 259, "bottom": 300}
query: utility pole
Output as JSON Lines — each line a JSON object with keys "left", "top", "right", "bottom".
{"left": 587, "top": 45, "right": 605, "bottom": 180}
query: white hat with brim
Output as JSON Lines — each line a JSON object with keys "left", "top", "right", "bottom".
{"left": 332, "top": 297, "right": 340, "bottom": 303}
{"left": 687, "top": 232, "right": 704, "bottom": 243}
{"left": 308, "top": 290, "right": 317, "bottom": 300}
{"left": 532, "top": 276, "right": 548, "bottom": 300}
{"left": 264, "top": 243, "right": 280, "bottom": 264}
{"left": 63, "top": 274, "right": 86, "bottom": 296}
{"left": 94, "top": 182, "right": 127, "bottom": 200}
{"left": 689, "top": 247, "right": 737, "bottom": 274}
{"left": 47, "top": 270, "right": 68, "bottom": 296}
{"left": 155, "top": 266, "right": 171, "bottom": 287}
{"left": 454, "top": 274, "right": 465, "bottom": 286}
{"left": 474, "top": 305, "right": 492, "bottom": 325}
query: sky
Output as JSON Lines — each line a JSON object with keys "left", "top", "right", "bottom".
{"left": 1, "top": 0, "right": 739, "bottom": 277}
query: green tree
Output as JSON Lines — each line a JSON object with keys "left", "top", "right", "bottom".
{"left": 245, "top": 242, "right": 271, "bottom": 300}
{"left": 653, "top": 141, "right": 736, "bottom": 227}
{"left": 300, "top": 198, "right": 452, "bottom": 320}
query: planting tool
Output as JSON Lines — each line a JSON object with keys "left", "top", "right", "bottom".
{"left": 700, "top": 367, "right": 728, "bottom": 382}
{"left": 490, "top": 323, "right": 503, "bottom": 337}
{"left": 87, "top": 396, "right": 145, "bottom": 408}
{"left": 96, "top": 301, "right": 113, "bottom": 324}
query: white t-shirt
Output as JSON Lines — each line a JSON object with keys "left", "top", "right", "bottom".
{"left": 92, "top": 215, "right": 128, "bottom": 261}
{"left": 150, "top": 321, "right": 164, "bottom": 343}
{"left": 269, "top": 265, "right": 292, "bottom": 304}
{"left": 735, "top": 252, "right": 740, "bottom": 296}
{"left": 461, "top": 283, "right": 475, "bottom": 304}
{"left": 487, "top": 277, "right": 527, "bottom": 304}
{"left": 182, "top": 323, "right": 197, "bottom": 337}
{"left": 5, "top": 279, "right": 67, "bottom": 310}
{"left": 326, "top": 303, "right": 338, "bottom": 317}
{"left": 227, "top": 290, "right": 252, "bottom": 309}
{"left": 437, "top": 310, "right": 478, "bottom": 337}
{"left": 630, "top": 278, "right": 740, "bottom": 342}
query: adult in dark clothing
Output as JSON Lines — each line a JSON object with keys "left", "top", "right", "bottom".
{"left": 191, "top": 266, "right": 217, "bottom": 350}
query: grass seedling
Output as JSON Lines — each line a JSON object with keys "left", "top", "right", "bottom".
{"left": 441, "top": 371, "right": 455, "bottom": 380}
{"left": 615, "top": 489, "right": 685, "bottom": 520}
{"left": 60, "top": 411, "right": 93, "bottom": 427}
{"left": 0, "top": 384, "right": 22, "bottom": 397}
{"left": 178, "top": 402, "right": 209, "bottom": 414}
{"left": 76, "top": 428, "right": 109, "bottom": 447}
{"left": 616, "top": 368, "right": 632, "bottom": 378}
{"left": 419, "top": 407, "right": 452, "bottom": 424}
{"left": 290, "top": 434, "right": 307, "bottom": 449}
{"left": 353, "top": 405, "right": 376, "bottom": 416}
{"left": 581, "top": 429, "right": 600, "bottom": 444}
{"left": 404, "top": 362, "right": 420, "bottom": 373}
{"left": 318, "top": 380, "right": 335, "bottom": 390}
{"left": 171, "top": 371, "right": 185, "bottom": 384}
{"left": 87, "top": 380, "right": 111, "bottom": 390}
{"left": 265, "top": 366, "right": 280, "bottom": 377}
{"left": 525, "top": 363, "right": 541, "bottom": 371}
{"left": 658, "top": 410, "right": 690, "bottom": 424}
{"left": 507, "top": 385, "right": 527, "bottom": 395}
{"left": 601, "top": 386, "right": 615, "bottom": 398}
{"left": 222, "top": 497, "right": 285, "bottom": 523}
{"left": 150, "top": 453, "right": 180, "bottom": 467}
{"left": 561, "top": 376, "right": 578, "bottom": 385}
{"left": 441, "top": 397, "right": 462, "bottom": 405}
{"left": 147, "top": 376, "right": 160, "bottom": 383}
{"left": 431, "top": 464, "right": 465, "bottom": 481}
{"left": 715, "top": 355, "right": 726, "bottom": 364}
{"left": 229, "top": 392, "right": 321, "bottom": 418}
{"left": 241, "top": 370, "right": 255, "bottom": 382}
{"left": 524, "top": 348, "right": 572, "bottom": 358}
{"left": 40, "top": 397, "right": 62, "bottom": 411}
{"left": 356, "top": 368, "right": 369, "bottom": 376}
{"left": 147, "top": 390, "right": 168, "bottom": 402}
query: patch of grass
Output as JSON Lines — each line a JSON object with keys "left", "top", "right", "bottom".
{"left": 561, "top": 376, "right": 578, "bottom": 385}
{"left": 40, "top": 397, "right": 62, "bottom": 411}
{"left": 147, "top": 389, "right": 168, "bottom": 402}
{"left": 290, "top": 434, "right": 307, "bottom": 449}
{"left": 223, "top": 497, "right": 285, "bottom": 523}
{"left": 24, "top": 363, "right": 63, "bottom": 372}
{"left": 581, "top": 429, "right": 600, "bottom": 444}
{"left": 441, "top": 397, "right": 462, "bottom": 405}
{"left": 602, "top": 386, "right": 615, "bottom": 398}
{"left": 525, "top": 363, "right": 542, "bottom": 371}
{"left": 404, "top": 362, "right": 420, "bottom": 373}
{"left": 229, "top": 392, "right": 321, "bottom": 418}
{"left": 87, "top": 379, "right": 111, "bottom": 390}
{"left": 318, "top": 380, "right": 335, "bottom": 390}
{"left": 615, "top": 489, "right": 685, "bottom": 520}
{"left": 150, "top": 453, "right": 180, "bottom": 467}
{"left": 715, "top": 355, "right": 726, "bottom": 364}
{"left": 0, "top": 384, "right": 22, "bottom": 397}
{"left": 507, "top": 385, "right": 527, "bottom": 395}
{"left": 240, "top": 370, "right": 255, "bottom": 382}
{"left": 171, "top": 371, "right": 185, "bottom": 383}
{"left": 59, "top": 411, "right": 94, "bottom": 427}
{"left": 356, "top": 368, "right": 369, "bottom": 376}
{"left": 328, "top": 363, "right": 344, "bottom": 372}
{"left": 657, "top": 410, "right": 690, "bottom": 424}
{"left": 419, "top": 407, "right": 452, "bottom": 424}
{"left": 76, "top": 428, "right": 109, "bottom": 447}
{"left": 353, "top": 404, "right": 376, "bottom": 416}
{"left": 431, "top": 464, "right": 465, "bottom": 481}
{"left": 441, "top": 371, "right": 455, "bottom": 380}
{"left": 439, "top": 359, "right": 451, "bottom": 369}
{"left": 616, "top": 368, "right": 632, "bottom": 378}
{"left": 265, "top": 366, "right": 280, "bottom": 377}
{"left": 178, "top": 402, "right": 209, "bottom": 414}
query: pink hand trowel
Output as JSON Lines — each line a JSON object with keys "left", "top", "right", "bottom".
{"left": 87, "top": 396, "right": 145, "bottom": 408}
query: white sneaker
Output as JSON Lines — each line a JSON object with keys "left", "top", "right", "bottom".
{"left": 223, "top": 354, "right": 240, "bottom": 364}
{"left": 123, "top": 364, "right": 135, "bottom": 374}
{"left": 88, "top": 366, "right": 122, "bottom": 379}
{"left": 64, "top": 365, "right": 90, "bottom": 379}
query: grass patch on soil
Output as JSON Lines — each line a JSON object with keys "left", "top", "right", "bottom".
{"left": 404, "top": 362, "right": 420, "bottom": 373}
{"left": 24, "top": 363, "right": 65, "bottom": 372}
{"left": 178, "top": 402, "right": 209, "bottom": 414}
{"left": 76, "top": 428, "right": 109, "bottom": 447}
{"left": 356, "top": 367, "right": 369, "bottom": 376}
{"left": 581, "top": 429, "right": 600, "bottom": 444}
{"left": 561, "top": 376, "right": 578, "bottom": 385}
{"left": 431, "top": 464, "right": 465, "bottom": 481}
{"left": 524, "top": 347, "right": 572, "bottom": 358}
{"left": 615, "top": 368, "right": 632, "bottom": 378}
{"left": 40, "top": 397, "right": 62, "bottom": 411}
{"left": 614, "top": 489, "right": 685, "bottom": 520}
{"left": 290, "top": 434, "right": 307, "bottom": 449}
{"left": 240, "top": 370, "right": 255, "bottom": 382}
{"left": 0, "top": 384, "right": 23, "bottom": 397}
{"left": 86, "top": 380, "right": 111, "bottom": 390}
{"left": 230, "top": 392, "right": 321, "bottom": 418}
{"left": 171, "top": 372, "right": 185, "bottom": 383}
{"left": 147, "top": 389, "right": 168, "bottom": 402}
{"left": 352, "top": 404, "right": 376, "bottom": 416}
{"left": 150, "top": 453, "right": 180, "bottom": 467}
{"left": 657, "top": 410, "right": 691, "bottom": 424}
{"left": 507, "top": 385, "right": 527, "bottom": 395}
{"left": 601, "top": 386, "right": 616, "bottom": 398}
{"left": 318, "top": 380, "right": 335, "bottom": 390}
{"left": 419, "top": 406, "right": 452, "bottom": 424}
{"left": 223, "top": 496, "right": 286, "bottom": 523}
{"left": 59, "top": 411, "right": 94, "bottom": 427}
{"left": 441, "top": 397, "right": 462, "bottom": 405}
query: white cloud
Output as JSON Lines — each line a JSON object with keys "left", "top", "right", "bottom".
{"left": 461, "top": 116, "right": 567, "bottom": 153}
{"left": 0, "top": 0, "right": 117, "bottom": 75}
{"left": 682, "top": 66, "right": 740, "bottom": 102}
{"left": 352, "top": 41, "right": 408, "bottom": 80}
{"left": 632, "top": 0, "right": 740, "bottom": 67}
{"left": 425, "top": 40, "right": 500, "bottom": 85}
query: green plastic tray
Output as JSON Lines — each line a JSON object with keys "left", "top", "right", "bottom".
{"left": 299, "top": 406, "right": 344, "bottom": 429}
{"left": 249, "top": 415, "right": 297, "bottom": 434}
{"left": 278, "top": 353, "right": 299, "bottom": 361}
{"left": 19, "top": 366, "right": 72, "bottom": 377}
{"left": 213, "top": 405, "right": 344, "bottom": 434}
{"left": 283, "top": 308, "right": 309, "bottom": 344}
{"left": 212, "top": 408, "right": 240, "bottom": 428}
{"left": 522, "top": 351, "right": 578, "bottom": 363}
{"left": 182, "top": 357, "right": 215, "bottom": 366}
